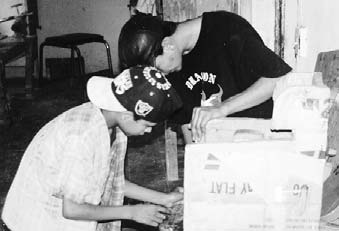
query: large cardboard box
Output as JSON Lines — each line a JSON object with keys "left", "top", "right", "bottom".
{"left": 184, "top": 140, "right": 325, "bottom": 231}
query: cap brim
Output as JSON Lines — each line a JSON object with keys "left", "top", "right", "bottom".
{"left": 87, "top": 76, "right": 127, "bottom": 112}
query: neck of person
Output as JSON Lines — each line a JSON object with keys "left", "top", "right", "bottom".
{"left": 101, "top": 109, "right": 118, "bottom": 144}
{"left": 101, "top": 109, "right": 118, "bottom": 129}
{"left": 175, "top": 17, "right": 202, "bottom": 55}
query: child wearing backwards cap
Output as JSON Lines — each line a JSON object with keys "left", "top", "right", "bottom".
{"left": 1, "top": 66, "right": 183, "bottom": 231}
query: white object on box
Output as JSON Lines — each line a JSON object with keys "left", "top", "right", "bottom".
{"left": 204, "top": 117, "right": 294, "bottom": 143}
{"left": 272, "top": 72, "right": 331, "bottom": 153}
{"left": 184, "top": 141, "right": 325, "bottom": 231}
{"left": 273, "top": 72, "right": 325, "bottom": 98}
{"left": 204, "top": 118, "right": 272, "bottom": 143}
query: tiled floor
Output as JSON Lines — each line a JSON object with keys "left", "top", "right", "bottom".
{"left": 0, "top": 76, "right": 184, "bottom": 231}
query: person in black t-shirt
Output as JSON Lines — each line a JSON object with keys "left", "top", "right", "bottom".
{"left": 119, "top": 11, "right": 292, "bottom": 143}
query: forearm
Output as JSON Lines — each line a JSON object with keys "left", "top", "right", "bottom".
{"left": 124, "top": 180, "right": 167, "bottom": 205}
{"left": 62, "top": 198, "right": 132, "bottom": 221}
{"left": 220, "top": 77, "right": 281, "bottom": 116}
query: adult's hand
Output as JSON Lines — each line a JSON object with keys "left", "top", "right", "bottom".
{"left": 190, "top": 77, "right": 283, "bottom": 142}
{"left": 190, "top": 105, "right": 225, "bottom": 142}
{"left": 131, "top": 204, "right": 168, "bottom": 227}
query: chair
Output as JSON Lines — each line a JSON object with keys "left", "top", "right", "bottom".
{"left": 0, "top": 8, "right": 36, "bottom": 124}
{"left": 38, "top": 33, "right": 113, "bottom": 89}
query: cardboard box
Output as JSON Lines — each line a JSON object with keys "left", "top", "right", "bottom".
{"left": 184, "top": 140, "right": 325, "bottom": 231}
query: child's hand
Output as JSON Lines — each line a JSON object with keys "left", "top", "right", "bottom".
{"left": 163, "top": 188, "right": 184, "bottom": 208}
{"left": 131, "top": 204, "right": 169, "bottom": 227}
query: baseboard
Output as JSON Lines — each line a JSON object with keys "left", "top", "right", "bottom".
{"left": 5, "top": 66, "right": 25, "bottom": 79}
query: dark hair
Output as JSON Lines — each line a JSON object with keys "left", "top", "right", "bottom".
{"left": 118, "top": 12, "right": 177, "bottom": 70}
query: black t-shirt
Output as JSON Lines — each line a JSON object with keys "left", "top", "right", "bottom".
{"left": 167, "top": 11, "right": 292, "bottom": 124}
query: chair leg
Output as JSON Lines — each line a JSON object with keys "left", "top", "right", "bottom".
{"left": 38, "top": 42, "right": 45, "bottom": 87}
{"left": 0, "top": 61, "right": 11, "bottom": 124}
{"left": 74, "top": 46, "right": 86, "bottom": 101}
{"left": 0, "top": 61, "right": 6, "bottom": 98}
{"left": 73, "top": 46, "right": 85, "bottom": 76}
{"left": 25, "top": 37, "right": 34, "bottom": 99}
{"left": 103, "top": 40, "right": 113, "bottom": 77}
{"left": 70, "top": 47, "right": 76, "bottom": 87}
{"left": 74, "top": 46, "right": 85, "bottom": 78}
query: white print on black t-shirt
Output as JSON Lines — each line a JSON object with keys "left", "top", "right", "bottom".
{"left": 201, "top": 84, "right": 223, "bottom": 106}
{"left": 185, "top": 72, "right": 216, "bottom": 90}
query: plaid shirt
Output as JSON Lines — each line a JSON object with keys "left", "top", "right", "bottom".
{"left": 97, "top": 127, "right": 127, "bottom": 231}
{"left": 1, "top": 103, "right": 127, "bottom": 231}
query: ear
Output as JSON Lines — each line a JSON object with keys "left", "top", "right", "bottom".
{"left": 162, "top": 37, "right": 175, "bottom": 51}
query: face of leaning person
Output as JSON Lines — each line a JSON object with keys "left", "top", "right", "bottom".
{"left": 155, "top": 43, "right": 182, "bottom": 75}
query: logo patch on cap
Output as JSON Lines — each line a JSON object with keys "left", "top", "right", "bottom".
{"left": 143, "top": 66, "right": 171, "bottom": 90}
{"left": 135, "top": 100, "right": 154, "bottom": 117}
{"left": 114, "top": 70, "right": 133, "bottom": 95}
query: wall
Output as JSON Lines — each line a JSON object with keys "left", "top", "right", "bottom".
{"left": 0, "top": 0, "right": 26, "bottom": 69}
{"left": 251, "top": 0, "right": 275, "bottom": 50}
{"left": 163, "top": 0, "right": 249, "bottom": 22}
{"left": 161, "top": 0, "right": 274, "bottom": 52}
{"left": 251, "top": 0, "right": 339, "bottom": 72}
{"left": 164, "top": 0, "right": 339, "bottom": 73}
{"left": 37, "top": 0, "right": 130, "bottom": 76}
{"left": 164, "top": 0, "right": 273, "bottom": 55}
{"left": 4, "top": 0, "right": 339, "bottom": 77}
{"left": 0, "top": 0, "right": 25, "bottom": 36}
{"left": 284, "top": 0, "right": 339, "bottom": 72}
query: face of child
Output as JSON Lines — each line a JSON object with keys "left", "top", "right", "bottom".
{"left": 118, "top": 112, "right": 157, "bottom": 136}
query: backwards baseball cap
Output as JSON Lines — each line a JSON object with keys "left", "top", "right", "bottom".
{"left": 119, "top": 12, "right": 177, "bottom": 69}
{"left": 87, "top": 65, "right": 182, "bottom": 123}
